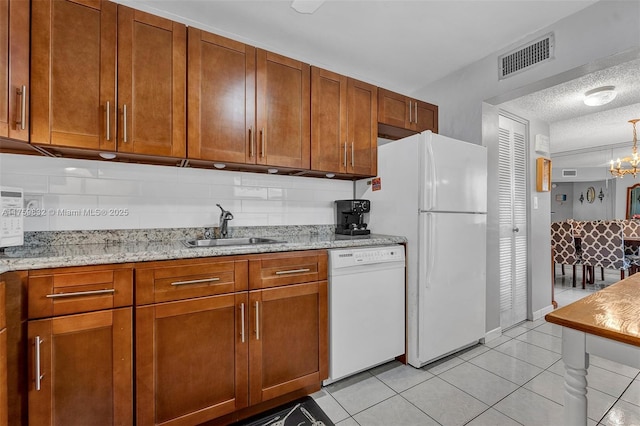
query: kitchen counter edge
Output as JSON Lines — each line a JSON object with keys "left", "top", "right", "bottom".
{"left": 0, "top": 234, "right": 407, "bottom": 273}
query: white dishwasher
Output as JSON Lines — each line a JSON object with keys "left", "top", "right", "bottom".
{"left": 324, "top": 245, "right": 406, "bottom": 385}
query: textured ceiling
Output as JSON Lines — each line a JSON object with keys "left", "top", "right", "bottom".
{"left": 501, "top": 58, "right": 640, "bottom": 158}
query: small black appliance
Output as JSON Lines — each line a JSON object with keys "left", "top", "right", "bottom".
{"left": 335, "top": 199, "right": 371, "bottom": 236}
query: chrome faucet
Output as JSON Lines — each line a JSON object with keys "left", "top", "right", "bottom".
{"left": 217, "top": 204, "right": 234, "bottom": 238}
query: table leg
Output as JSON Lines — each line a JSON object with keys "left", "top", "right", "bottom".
{"left": 562, "top": 327, "right": 589, "bottom": 426}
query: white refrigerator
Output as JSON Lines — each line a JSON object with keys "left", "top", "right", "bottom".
{"left": 356, "top": 130, "right": 487, "bottom": 368}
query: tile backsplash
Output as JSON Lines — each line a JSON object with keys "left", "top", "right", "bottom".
{"left": 0, "top": 153, "right": 353, "bottom": 232}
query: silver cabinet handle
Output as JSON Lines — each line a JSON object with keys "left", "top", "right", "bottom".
{"left": 106, "top": 101, "right": 111, "bottom": 141}
{"left": 34, "top": 336, "right": 43, "bottom": 391}
{"left": 17, "top": 85, "right": 26, "bottom": 130}
{"left": 170, "top": 277, "right": 220, "bottom": 286}
{"left": 275, "top": 268, "right": 311, "bottom": 275}
{"left": 344, "top": 142, "right": 348, "bottom": 167}
{"left": 414, "top": 101, "right": 418, "bottom": 124}
{"left": 249, "top": 126, "right": 254, "bottom": 158}
{"left": 240, "top": 302, "right": 245, "bottom": 343}
{"left": 409, "top": 100, "right": 412, "bottom": 124}
{"left": 260, "top": 128, "right": 265, "bottom": 158}
{"left": 46, "top": 289, "right": 115, "bottom": 299}
{"left": 122, "top": 104, "right": 128, "bottom": 143}
{"left": 254, "top": 301, "right": 260, "bottom": 340}
{"left": 351, "top": 142, "right": 355, "bottom": 168}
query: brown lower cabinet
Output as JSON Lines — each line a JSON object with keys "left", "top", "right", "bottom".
{"left": 249, "top": 281, "right": 328, "bottom": 404}
{"left": 0, "top": 278, "right": 7, "bottom": 426}
{"left": 14, "top": 252, "right": 327, "bottom": 426}
{"left": 27, "top": 309, "right": 133, "bottom": 426}
{"left": 136, "top": 292, "right": 249, "bottom": 425}
{"left": 26, "top": 264, "right": 134, "bottom": 426}
{"left": 135, "top": 251, "right": 328, "bottom": 425}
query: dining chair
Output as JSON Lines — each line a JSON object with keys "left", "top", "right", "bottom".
{"left": 621, "top": 219, "right": 640, "bottom": 274}
{"left": 580, "top": 220, "right": 632, "bottom": 285}
{"left": 551, "top": 221, "right": 583, "bottom": 287}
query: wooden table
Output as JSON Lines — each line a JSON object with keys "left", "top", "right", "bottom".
{"left": 545, "top": 274, "right": 640, "bottom": 425}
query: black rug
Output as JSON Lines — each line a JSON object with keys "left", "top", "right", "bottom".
{"left": 231, "top": 396, "right": 334, "bottom": 426}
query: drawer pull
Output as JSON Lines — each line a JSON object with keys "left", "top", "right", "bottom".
{"left": 170, "top": 277, "right": 220, "bottom": 286}
{"left": 34, "top": 336, "right": 43, "bottom": 391}
{"left": 275, "top": 268, "right": 311, "bottom": 275}
{"left": 45, "top": 289, "right": 115, "bottom": 299}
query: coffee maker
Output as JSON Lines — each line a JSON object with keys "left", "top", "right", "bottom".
{"left": 335, "top": 199, "right": 371, "bottom": 236}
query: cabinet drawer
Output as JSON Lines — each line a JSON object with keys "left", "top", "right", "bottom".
{"left": 249, "top": 250, "right": 327, "bottom": 290}
{"left": 136, "top": 258, "right": 248, "bottom": 305}
{"left": 28, "top": 265, "right": 134, "bottom": 319}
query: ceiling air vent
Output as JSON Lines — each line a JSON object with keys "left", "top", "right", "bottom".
{"left": 562, "top": 169, "right": 577, "bottom": 178}
{"left": 499, "top": 33, "right": 554, "bottom": 79}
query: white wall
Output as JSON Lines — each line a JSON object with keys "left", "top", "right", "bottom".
{"left": 571, "top": 180, "right": 614, "bottom": 220}
{"left": 551, "top": 182, "right": 574, "bottom": 221}
{"left": 415, "top": 1, "right": 640, "bottom": 333}
{"left": 0, "top": 153, "right": 352, "bottom": 231}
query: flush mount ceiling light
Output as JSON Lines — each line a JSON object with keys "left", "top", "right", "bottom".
{"left": 290, "top": 0, "right": 325, "bottom": 14}
{"left": 583, "top": 86, "right": 617, "bottom": 106}
{"left": 610, "top": 118, "right": 640, "bottom": 178}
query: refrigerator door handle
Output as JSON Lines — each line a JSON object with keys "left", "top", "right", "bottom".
{"left": 425, "top": 213, "right": 435, "bottom": 289}
{"left": 424, "top": 139, "right": 437, "bottom": 211}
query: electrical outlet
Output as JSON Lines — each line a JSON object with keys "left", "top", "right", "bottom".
{"left": 24, "top": 194, "right": 44, "bottom": 210}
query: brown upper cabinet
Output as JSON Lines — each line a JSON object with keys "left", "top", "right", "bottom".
{"left": 117, "top": 7, "right": 186, "bottom": 157}
{"left": 0, "top": 0, "right": 30, "bottom": 142}
{"left": 189, "top": 31, "right": 311, "bottom": 170}
{"left": 378, "top": 88, "right": 438, "bottom": 140}
{"left": 187, "top": 28, "right": 256, "bottom": 164}
{"left": 256, "top": 50, "right": 310, "bottom": 170}
{"left": 31, "top": 0, "right": 186, "bottom": 157}
{"left": 311, "top": 67, "right": 377, "bottom": 177}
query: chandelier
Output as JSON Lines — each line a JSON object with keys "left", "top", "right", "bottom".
{"left": 610, "top": 119, "right": 640, "bottom": 178}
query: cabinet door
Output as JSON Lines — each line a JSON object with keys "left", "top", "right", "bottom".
{"left": 256, "top": 50, "right": 310, "bottom": 169}
{"left": 347, "top": 78, "right": 377, "bottom": 176}
{"left": 31, "top": 0, "right": 117, "bottom": 150}
{"left": 0, "top": 328, "right": 6, "bottom": 426}
{"left": 377, "top": 88, "right": 407, "bottom": 129}
{"left": 28, "top": 308, "right": 133, "bottom": 426}
{"left": 136, "top": 293, "right": 248, "bottom": 425}
{"left": 311, "top": 67, "right": 347, "bottom": 174}
{"left": 413, "top": 100, "right": 438, "bottom": 133}
{"left": 188, "top": 28, "right": 256, "bottom": 164}
{"left": 249, "top": 281, "right": 328, "bottom": 404}
{"left": 0, "top": 279, "right": 5, "bottom": 426}
{"left": 311, "top": 67, "right": 347, "bottom": 173}
{"left": 117, "top": 7, "right": 186, "bottom": 157}
{"left": 0, "top": 0, "right": 29, "bottom": 141}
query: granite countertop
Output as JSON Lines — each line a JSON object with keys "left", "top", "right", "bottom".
{"left": 0, "top": 226, "right": 406, "bottom": 272}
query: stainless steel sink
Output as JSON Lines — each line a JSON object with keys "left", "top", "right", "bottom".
{"left": 182, "top": 237, "right": 283, "bottom": 248}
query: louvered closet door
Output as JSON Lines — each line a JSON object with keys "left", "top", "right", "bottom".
{"left": 498, "top": 114, "right": 528, "bottom": 329}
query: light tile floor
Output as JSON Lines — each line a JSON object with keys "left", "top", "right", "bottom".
{"left": 312, "top": 269, "right": 640, "bottom": 425}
